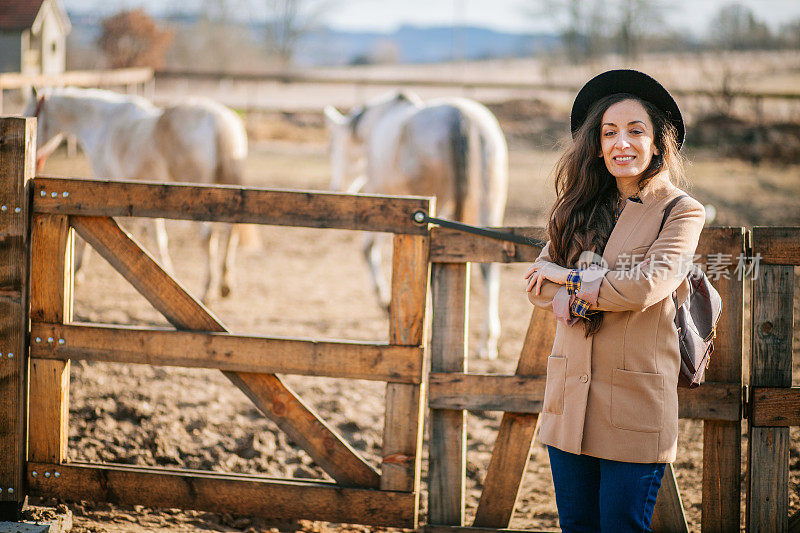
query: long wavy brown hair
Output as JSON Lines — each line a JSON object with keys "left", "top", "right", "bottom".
{"left": 548, "top": 93, "right": 685, "bottom": 337}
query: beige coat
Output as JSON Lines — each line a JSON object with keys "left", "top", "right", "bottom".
{"left": 527, "top": 172, "right": 705, "bottom": 463}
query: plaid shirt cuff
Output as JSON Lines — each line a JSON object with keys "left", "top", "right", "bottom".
{"left": 566, "top": 269, "right": 582, "bottom": 295}
{"left": 570, "top": 296, "right": 598, "bottom": 318}
{"left": 566, "top": 269, "right": 599, "bottom": 318}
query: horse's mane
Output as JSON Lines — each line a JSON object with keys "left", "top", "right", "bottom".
{"left": 349, "top": 91, "right": 422, "bottom": 138}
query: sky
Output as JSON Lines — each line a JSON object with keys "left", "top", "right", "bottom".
{"left": 62, "top": 0, "right": 800, "bottom": 38}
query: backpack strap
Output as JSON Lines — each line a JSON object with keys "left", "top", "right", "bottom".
{"left": 658, "top": 194, "right": 691, "bottom": 306}
{"left": 658, "top": 194, "right": 691, "bottom": 234}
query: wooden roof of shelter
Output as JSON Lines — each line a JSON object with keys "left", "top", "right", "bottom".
{"left": 0, "top": 0, "right": 70, "bottom": 33}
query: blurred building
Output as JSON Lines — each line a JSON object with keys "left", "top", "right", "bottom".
{"left": 0, "top": 0, "right": 71, "bottom": 74}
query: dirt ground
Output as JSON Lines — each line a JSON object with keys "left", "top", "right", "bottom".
{"left": 27, "top": 111, "right": 800, "bottom": 533}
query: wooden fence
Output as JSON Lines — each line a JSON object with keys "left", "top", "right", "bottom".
{"left": 155, "top": 69, "right": 800, "bottom": 102}
{"left": 0, "top": 116, "right": 431, "bottom": 526}
{"left": 422, "top": 228, "right": 800, "bottom": 532}
{"left": 425, "top": 225, "right": 747, "bottom": 532}
{"left": 748, "top": 227, "right": 800, "bottom": 532}
{"left": 0, "top": 68, "right": 154, "bottom": 115}
{"left": 0, "top": 114, "right": 798, "bottom": 530}
{"left": 153, "top": 68, "right": 800, "bottom": 119}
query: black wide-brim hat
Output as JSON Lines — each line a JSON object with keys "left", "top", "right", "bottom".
{"left": 571, "top": 69, "right": 685, "bottom": 150}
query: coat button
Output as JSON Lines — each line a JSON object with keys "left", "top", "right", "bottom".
{"left": 580, "top": 374, "right": 589, "bottom": 383}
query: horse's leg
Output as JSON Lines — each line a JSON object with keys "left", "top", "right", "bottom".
{"left": 153, "top": 218, "right": 174, "bottom": 273}
{"left": 363, "top": 232, "right": 390, "bottom": 311}
{"left": 201, "top": 222, "right": 223, "bottom": 304}
{"left": 73, "top": 237, "right": 91, "bottom": 285}
{"left": 479, "top": 262, "right": 501, "bottom": 360}
{"left": 220, "top": 223, "right": 239, "bottom": 298}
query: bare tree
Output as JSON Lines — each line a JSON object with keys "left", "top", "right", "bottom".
{"left": 779, "top": 17, "right": 800, "bottom": 49}
{"left": 194, "top": 0, "right": 259, "bottom": 71}
{"left": 97, "top": 9, "right": 174, "bottom": 68}
{"left": 523, "top": 0, "right": 606, "bottom": 63}
{"left": 263, "top": 0, "right": 336, "bottom": 66}
{"left": 612, "top": 0, "right": 665, "bottom": 59}
{"left": 524, "top": 0, "right": 669, "bottom": 61}
{"left": 165, "top": 0, "right": 274, "bottom": 72}
{"left": 709, "top": 3, "right": 773, "bottom": 50}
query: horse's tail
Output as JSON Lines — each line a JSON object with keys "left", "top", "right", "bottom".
{"left": 457, "top": 103, "right": 508, "bottom": 228}
{"left": 214, "top": 107, "right": 261, "bottom": 251}
{"left": 213, "top": 107, "right": 247, "bottom": 186}
{"left": 233, "top": 224, "right": 262, "bottom": 252}
{"left": 479, "top": 114, "right": 508, "bottom": 228}
{"left": 451, "top": 109, "right": 481, "bottom": 222}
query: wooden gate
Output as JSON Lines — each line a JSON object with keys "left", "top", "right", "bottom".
{"left": 0, "top": 117, "right": 432, "bottom": 527}
{"left": 425, "top": 224, "right": 746, "bottom": 532}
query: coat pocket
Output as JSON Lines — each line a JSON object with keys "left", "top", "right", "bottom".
{"left": 543, "top": 356, "right": 567, "bottom": 415}
{"left": 611, "top": 368, "right": 664, "bottom": 433}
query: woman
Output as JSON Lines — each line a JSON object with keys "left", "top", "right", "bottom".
{"left": 524, "top": 70, "right": 706, "bottom": 532}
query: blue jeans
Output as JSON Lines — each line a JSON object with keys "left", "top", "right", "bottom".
{"left": 547, "top": 445, "right": 666, "bottom": 533}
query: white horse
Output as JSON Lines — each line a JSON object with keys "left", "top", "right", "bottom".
{"left": 23, "top": 86, "right": 252, "bottom": 303}
{"left": 325, "top": 91, "right": 509, "bottom": 359}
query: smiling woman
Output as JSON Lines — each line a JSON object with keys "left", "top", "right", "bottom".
{"left": 523, "top": 70, "right": 705, "bottom": 532}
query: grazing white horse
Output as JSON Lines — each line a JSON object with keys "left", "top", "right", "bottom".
{"left": 325, "top": 91, "right": 509, "bottom": 359}
{"left": 23, "top": 86, "right": 251, "bottom": 303}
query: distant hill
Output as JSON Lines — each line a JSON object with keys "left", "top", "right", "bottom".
{"left": 66, "top": 10, "right": 558, "bottom": 67}
{"left": 294, "top": 25, "right": 558, "bottom": 65}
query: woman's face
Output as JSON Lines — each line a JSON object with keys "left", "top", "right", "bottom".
{"left": 599, "top": 99, "right": 659, "bottom": 181}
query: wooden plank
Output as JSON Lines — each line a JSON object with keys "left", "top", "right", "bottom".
{"left": 382, "top": 234, "right": 429, "bottom": 498}
{"left": 430, "top": 227, "right": 546, "bottom": 263}
{"left": 752, "top": 227, "right": 800, "bottom": 265}
{"left": 424, "top": 526, "right": 559, "bottom": 533}
{"left": 427, "top": 376, "right": 739, "bottom": 420}
{"left": 701, "top": 229, "right": 744, "bottom": 533}
{"left": 749, "top": 266, "right": 794, "bottom": 389}
{"left": 693, "top": 227, "right": 750, "bottom": 264}
{"left": 747, "top": 264, "right": 793, "bottom": 532}
{"left": 30, "top": 322, "right": 422, "bottom": 384}
{"left": 750, "top": 387, "right": 800, "bottom": 426}
{"left": 34, "top": 177, "right": 431, "bottom": 235}
{"left": 429, "top": 373, "right": 545, "bottom": 413}
{"left": 473, "top": 306, "right": 555, "bottom": 528}
{"left": 388, "top": 234, "right": 429, "bottom": 347}
{"left": 651, "top": 464, "right": 689, "bottom": 533}
{"left": 428, "top": 262, "right": 468, "bottom": 525}
{"left": 144, "top": 69, "right": 800, "bottom": 102}
{"left": 0, "top": 117, "right": 34, "bottom": 519}
{"left": 702, "top": 423, "right": 742, "bottom": 532}
{"left": 28, "top": 215, "right": 73, "bottom": 467}
{"left": 70, "top": 215, "right": 380, "bottom": 489}
{"left": 429, "top": 226, "right": 743, "bottom": 264}
{"left": 676, "top": 382, "right": 741, "bottom": 421}
{"left": 0, "top": 68, "right": 153, "bottom": 90}
{"left": 748, "top": 428, "right": 789, "bottom": 533}
{"left": 26, "top": 461, "right": 414, "bottom": 528}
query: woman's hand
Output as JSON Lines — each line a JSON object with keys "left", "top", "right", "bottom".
{"left": 524, "top": 260, "right": 571, "bottom": 295}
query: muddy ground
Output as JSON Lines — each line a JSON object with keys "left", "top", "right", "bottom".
{"left": 25, "top": 110, "right": 800, "bottom": 533}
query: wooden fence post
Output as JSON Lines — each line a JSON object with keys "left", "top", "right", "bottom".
{"left": 382, "top": 233, "right": 430, "bottom": 526}
{"left": 747, "top": 258, "right": 793, "bottom": 532}
{"left": 427, "top": 262, "right": 469, "bottom": 525}
{"left": 28, "top": 214, "right": 73, "bottom": 465}
{"left": 701, "top": 228, "right": 745, "bottom": 532}
{"left": 0, "top": 117, "right": 35, "bottom": 520}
